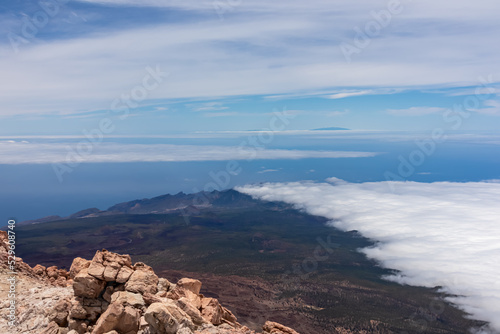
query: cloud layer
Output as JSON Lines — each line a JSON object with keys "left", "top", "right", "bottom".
{"left": 1, "top": 0, "right": 499, "bottom": 116}
{"left": 238, "top": 180, "right": 500, "bottom": 333}
{"left": 0, "top": 141, "right": 378, "bottom": 164}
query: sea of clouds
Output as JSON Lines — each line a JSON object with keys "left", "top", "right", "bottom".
{"left": 237, "top": 179, "right": 500, "bottom": 333}
{"left": 0, "top": 141, "right": 378, "bottom": 164}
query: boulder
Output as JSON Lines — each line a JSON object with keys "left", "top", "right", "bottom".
{"left": 69, "top": 297, "right": 108, "bottom": 322}
{"left": 47, "top": 266, "right": 60, "bottom": 279}
{"left": 116, "top": 266, "right": 134, "bottom": 283}
{"left": 144, "top": 301, "right": 194, "bottom": 334}
{"left": 200, "top": 298, "right": 223, "bottom": 325}
{"left": 111, "top": 291, "right": 145, "bottom": 308}
{"left": 157, "top": 278, "right": 171, "bottom": 292}
{"left": 176, "top": 278, "right": 202, "bottom": 295}
{"left": 68, "top": 318, "right": 89, "bottom": 334}
{"left": 263, "top": 321, "right": 300, "bottom": 334}
{"left": 73, "top": 268, "right": 106, "bottom": 299}
{"left": 125, "top": 263, "right": 159, "bottom": 295}
{"left": 177, "top": 297, "right": 206, "bottom": 326}
{"left": 88, "top": 250, "right": 132, "bottom": 282}
{"left": 221, "top": 306, "right": 239, "bottom": 327}
{"left": 49, "top": 298, "right": 71, "bottom": 327}
{"left": 167, "top": 279, "right": 203, "bottom": 309}
{"left": 143, "top": 292, "right": 164, "bottom": 305}
{"left": 92, "top": 302, "right": 140, "bottom": 334}
{"left": 69, "top": 257, "right": 91, "bottom": 279}
{"left": 33, "top": 264, "right": 47, "bottom": 276}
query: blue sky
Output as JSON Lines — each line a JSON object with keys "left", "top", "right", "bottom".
{"left": 0, "top": 0, "right": 499, "bottom": 135}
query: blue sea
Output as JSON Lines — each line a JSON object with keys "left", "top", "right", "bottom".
{"left": 1, "top": 131, "right": 499, "bottom": 222}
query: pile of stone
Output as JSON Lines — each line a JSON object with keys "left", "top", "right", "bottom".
{"left": 39, "top": 249, "right": 299, "bottom": 334}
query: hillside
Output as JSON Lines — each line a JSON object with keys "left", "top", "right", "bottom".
{"left": 8, "top": 190, "right": 486, "bottom": 333}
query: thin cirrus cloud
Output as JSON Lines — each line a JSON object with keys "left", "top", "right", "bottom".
{"left": 0, "top": 0, "right": 499, "bottom": 117}
{"left": 0, "top": 141, "right": 379, "bottom": 164}
{"left": 237, "top": 179, "right": 500, "bottom": 334}
{"left": 475, "top": 100, "right": 500, "bottom": 116}
{"left": 386, "top": 106, "right": 447, "bottom": 116}
{"left": 326, "top": 90, "right": 374, "bottom": 100}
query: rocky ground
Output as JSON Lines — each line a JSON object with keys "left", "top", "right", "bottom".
{"left": 0, "top": 231, "right": 299, "bottom": 334}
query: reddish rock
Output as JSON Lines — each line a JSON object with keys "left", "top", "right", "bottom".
{"left": 125, "top": 262, "right": 159, "bottom": 295}
{"left": 69, "top": 257, "right": 91, "bottom": 279}
{"left": 49, "top": 298, "right": 71, "bottom": 327}
{"left": 144, "top": 301, "right": 195, "bottom": 334}
{"left": 116, "top": 265, "right": 134, "bottom": 283}
{"left": 47, "top": 266, "right": 60, "bottom": 279}
{"left": 33, "top": 264, "right": 47, "bottom": 276}
{"left": 73, "top": 268, "right": 106, "bottom": 299}
{"left": 92, "top": 302, "right": 141, "bottom": 334}
{"left": 177, "top": 277, "right": 202, "bottom": 295}
{"left": 263, "top": 321, "right": 300, "bottom": 334}
{"left": 177, "top": 297, "right": 206, "bottom": 326}
{"left": 201, "top": 297, "right": 224, "bottom": 325}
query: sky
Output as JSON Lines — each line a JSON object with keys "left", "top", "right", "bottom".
{"left": 0, "top": 0, "right": 499, "bottom": 135}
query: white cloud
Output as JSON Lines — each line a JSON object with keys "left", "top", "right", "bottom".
{"left": 325, "top": 110, "right": 350, "bottom": 117}
{"left": 237, "top": 180, "right": 500, "bottom": 333}
{"left": 189, "top": 102, "right": 229, "bottom": 112}
{"left": 202, "top": 112, "right": 239, "bottom": 118}
{"left": 386, "top": 106, "right": 447, "bottom": 116}
{"left": 0, "top": 142, "right": 379, "bottom": 164}
{"left": 1, "top": 0, "right": 500, "bottom": 116}
{"left": 326, "top": 90, "right": 373, "bottom": 100}
{"left": 325, "top": 177, "right": 348, "bottom": 185}
{"left": 475, "top": 100, "right": 500, "bottom": 116}
{"left": 257, "top": 168, "right": 281, "bottom": 174}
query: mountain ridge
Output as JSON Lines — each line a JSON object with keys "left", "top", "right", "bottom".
{"left": 18, "top": 189, "right": 274, "bottom": 226}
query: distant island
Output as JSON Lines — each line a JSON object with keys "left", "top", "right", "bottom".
{"left": 312, "top": 127, "right": 350, "bottom": 131}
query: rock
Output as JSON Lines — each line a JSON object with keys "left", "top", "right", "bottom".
{"left": 73, "top": 268, "right": 107, "bottom": 299}
{"left": 177, "top": 328, "right": 194, "bottom": 334}
{"left": 47, "top": 266, "right": 60, "bottom": 279}
{"left": 144, "top": 301, "right": 194, "bottom": 334}
{"left": 177, "top": 278, "right": 202, "bottom": 295}
{"left": 0, "top": 247, "right": 301, "bottom": 334}
{"left": 69, "top": 257, "right": 91, "bottom": 279}
{"left": 145, "top": 302, "right": 179, "bottom": 334}
{"left": 125, "top": 263, "right": 159, "bottom": 295}
{"left": 221, "top": 307, "right": 239, "bottom": 327}
{"left": 88, "top": 262, "right": 106, "bottom": 280}
{"left": 69, "top": 297, "right": 107, "bottom": 322}
{"left": 200, "top": 298, "right": 223, "bottom": 326}
{"left": 116, "top": 266, "right": 134, "bottom": 283}
{"left": 88, "top": 250, "right": 133, "bottom": 282}
{"left": 40, "top": 321, "right": 61, "bottom": 334}
{"left": 92, "top": 302, "right": 141, "bottom": 334}
{"left": 262, "top": 321, "right": 300, "bottom": 334}
{"left": 103, "top": 263, "right": 121, "bottom": 281}
{"left": 143, "top": 292, "right": 164, "bottom": 305}
{"left": 69, "top": 298, "right": 88, "bottom": 320}
{"left": 158, "top": 278, "right": 171, "bottom": 292}
{"left": 167, "top": 281, "right": 202, "bottom": 309}
{"left": 59, "top": 268, "right": 70, "bottom": 279}
{"left": 111, "top": 291, "right": 145, "bottom": 308}
{"left": 33, "top": 264, "right": 47, "bottom": 276}
{"left": 177, "top": 297, "right": 206, "bottom": 326}
{"left": 49, "top": 298, "right": 71, "bottom": 327}
{"left": 68, "top": 318, "right": 89, "bottom": 334}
